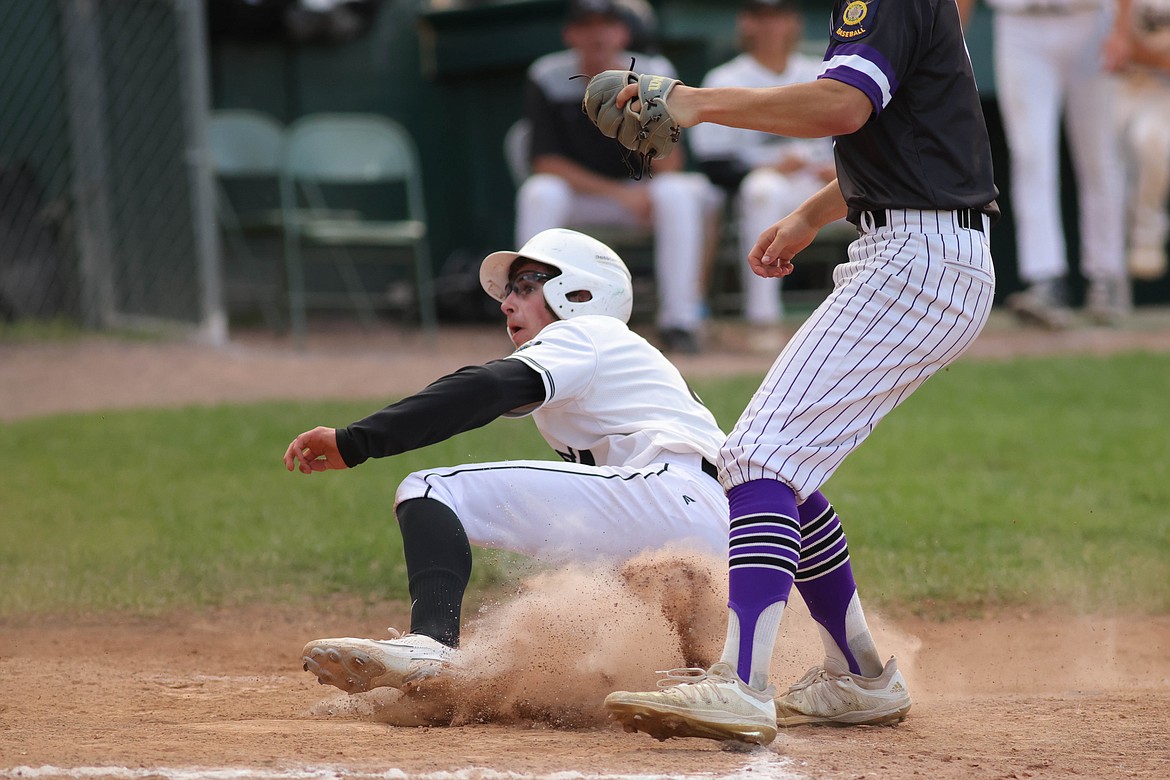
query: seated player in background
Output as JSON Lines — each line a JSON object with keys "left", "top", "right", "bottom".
{"left": 283, "top": 228, "right": 730, "bottom": 694}
{"left": 689, "top": 0, "right": 839, "bottom": 346}
{"left": 516, "top": 0, "right": 718, "bottom": 354}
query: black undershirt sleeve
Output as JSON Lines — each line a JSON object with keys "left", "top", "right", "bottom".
{"left": 334, "top": 359, "right": 547, "bottom": 467}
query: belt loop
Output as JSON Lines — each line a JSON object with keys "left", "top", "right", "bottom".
{"left": 860, "top": 210, "right": 877, "bottom": 233}
{"left": 963, "top": 207, "right": 986, "bottom": 234}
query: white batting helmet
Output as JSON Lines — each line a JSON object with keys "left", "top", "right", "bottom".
{"left": 480, "top": 228, "right": 634, "bottom": 322}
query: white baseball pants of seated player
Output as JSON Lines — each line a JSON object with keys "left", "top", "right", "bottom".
{"left": 992, "top": 5, "right": 1126, "bottom": 284}
{"left": 515, "top": 172, "right": 718, "bottom": 333}
{"left": 736, "top": 168, "right": 850, "bottom": 325}
{"left": 395, "top": 454, "right": 729, "bottom": 564}
{"left": 718, "top": 208, "right": 996, "bottom": 500}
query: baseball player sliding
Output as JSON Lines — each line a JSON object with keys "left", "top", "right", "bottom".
{"left": 582, "top": 0, "right": 998, "bottom": 745}
{"left": 284, "top": 228, "right": 730, "bottom": 694}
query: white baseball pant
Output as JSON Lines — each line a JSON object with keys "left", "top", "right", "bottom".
{"left": 395, "top": 456, "right": 729, "bottom": 564}
{"left": 718, "top": 209, "right": 995, "bottom": 500}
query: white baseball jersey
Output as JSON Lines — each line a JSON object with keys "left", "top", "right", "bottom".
{"left": 505, "top": 316, "right": 724, "bottom": 468}
{"left": 396, "top": 316, "right": 729, "bottom": 563}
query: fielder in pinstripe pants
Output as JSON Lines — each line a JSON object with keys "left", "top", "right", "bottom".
{"left": 604, "top": 0, "right": 1000, "bottom": 744}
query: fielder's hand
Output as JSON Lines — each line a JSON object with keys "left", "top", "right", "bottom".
{"left": 284, "top": 426, "right": 348, "bottom": 474}
{"left": 749, "top": 213, "right": 818, "bottom": 279}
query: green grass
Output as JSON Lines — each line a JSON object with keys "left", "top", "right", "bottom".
{"left": 2, "top": 351, "right": 1167, "bottom": 617}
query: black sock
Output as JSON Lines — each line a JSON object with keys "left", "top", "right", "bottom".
{"left": 395, "top": 497, "right": 472, "bottom": 647}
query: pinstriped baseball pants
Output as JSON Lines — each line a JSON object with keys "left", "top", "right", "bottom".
{"left": 717, "top": 208, "right": 996, "bottom": 501}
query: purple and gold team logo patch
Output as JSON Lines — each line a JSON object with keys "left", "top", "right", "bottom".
{"left": 834, "top": 0, "right": 876, "bottom": 41}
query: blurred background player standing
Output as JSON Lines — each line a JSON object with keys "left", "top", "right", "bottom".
{"left": 689, "top": 0, "right": 838, "bottom": 346}
{"left": 514, "top": 0, "right": 717, "bottom": 354}
{"left": 1116, "top": 0, "right": 1170, "bottom": 281}
{"left": 965, "top": 0, "right": 1133, "bottom": 327}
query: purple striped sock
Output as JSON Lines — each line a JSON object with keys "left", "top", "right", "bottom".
{"left": 727, "top": 479, "right": 800, "bottom": 683}
{"left": 795, "top": 490, "right": 861, "bottom": 673}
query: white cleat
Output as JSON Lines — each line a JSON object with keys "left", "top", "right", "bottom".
{"left": 775, "top": 656, "right": 911, "bottom": 727}
{"left": 301, "top": 629, "right": 456, "bottom": 694}
{"left": 604, "top": 662, "right": 778, "bottom": 745}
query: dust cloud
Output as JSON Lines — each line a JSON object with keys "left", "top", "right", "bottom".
{"left": 309, "top": 548, "right": 920, "bottom": 728}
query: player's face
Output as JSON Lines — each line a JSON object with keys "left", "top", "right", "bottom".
{"left": 501, "top": 262, "right": 558, "bottom": 347}
{"left": 564, "top": 15, "right": 630, "bottom": 70}
{"left": 738, "top": 9, "right": 801, "bottom": 55}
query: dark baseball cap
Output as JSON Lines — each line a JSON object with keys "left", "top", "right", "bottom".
{"left": 742, "top": 0, "right": 800, "bottom": 12}
{"left": 566, "top": 0, "right": 624, "bottom": 23}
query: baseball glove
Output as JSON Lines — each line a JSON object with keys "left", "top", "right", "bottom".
{"left": 583, "top": 70, "right": 683, "bottom": 163}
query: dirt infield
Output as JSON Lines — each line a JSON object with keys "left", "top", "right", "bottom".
{"left": 2, "top": 311, "right": 1170, "bottom": 779}
{"left": 2, "top": 597, "right": 1168, "bottom": 780}
{"left": 4, "top": 309, "right": 1170, "bottom": 422}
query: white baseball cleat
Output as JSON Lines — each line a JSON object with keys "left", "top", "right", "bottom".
{"left": 604, "top": 662, "right": 778, "bottom": 745}
{"left": 301, "top": 628, "right": 456, "bottom": 694}
{"left": 774, "top": 656, "right": 911, "bottom": 727}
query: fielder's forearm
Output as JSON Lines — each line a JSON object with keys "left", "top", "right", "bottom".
{"left": 673, "top": 80, "right": 871, "bottom": 139}
{"left": 794, "top": 180, "right": 849, "bottom": 231}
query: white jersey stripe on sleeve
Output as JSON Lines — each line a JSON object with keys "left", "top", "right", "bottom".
{"left": 819, "top": 54, "right": 894, "bottom": 109}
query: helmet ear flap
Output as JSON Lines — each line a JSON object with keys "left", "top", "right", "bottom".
{"left": 565, "top": 288, "right": 594, "bottom": 303}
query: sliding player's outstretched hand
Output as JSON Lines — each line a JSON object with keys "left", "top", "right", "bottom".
{"left": 284, "top": 426, "right": 348, "bottom": 474}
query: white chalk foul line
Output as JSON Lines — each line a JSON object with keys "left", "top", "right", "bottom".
{"left": 0, "top": 754, "right": 805, "bottom": 780}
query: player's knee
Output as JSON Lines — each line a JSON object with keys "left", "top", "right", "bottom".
{"left": 394, "top": 471, "right": 430, "bottom": 507}
{"left": 517, "top": 173, "right": 571, "bottom": 211}
{"left": 395, "top": 471, "right": 461, "bottom": 519}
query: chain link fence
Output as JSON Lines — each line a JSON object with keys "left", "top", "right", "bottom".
{"left": 0, "top": 0, "right": 224, "bottom": 341}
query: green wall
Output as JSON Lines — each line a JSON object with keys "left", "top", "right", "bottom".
{"left": 208, "top": 0, "right": 1170, "bottom": 311}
